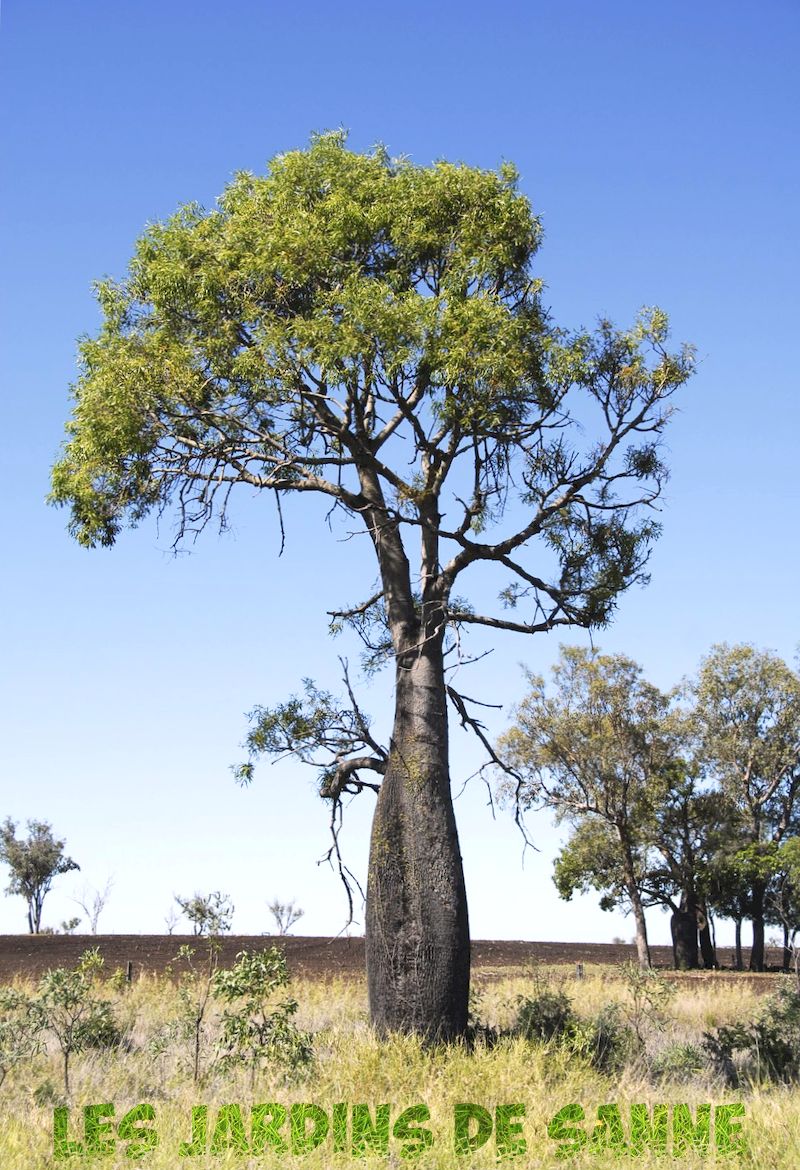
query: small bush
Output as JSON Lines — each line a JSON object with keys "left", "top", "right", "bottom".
{"left": 515, "top": 988, "right": 574, "bottom": 1042}
{"left": 651, "top": 1040, "right": 706, "bottom": 1081}
{"left": 703, "top": 981, "right": 800, "bottom": 1086}
{"left": 73, "top": 1002, "right": 123, "bottom": 1051}
{"left": 32, "top": 1078, "right": 64, "bottom": 1108}
{"left": 570, "top": 1003, "right": 638, "bottom": 1074}
{"left": 212, "top": 948, "right": 313, "bottom": 1082}
{"left": 513, "top": 985, "right": 636, "bottom": 1075}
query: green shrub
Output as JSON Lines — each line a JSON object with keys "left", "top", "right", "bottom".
{"left": 73, "top": 1001, "right": 123, "bottom": 1050}
{"left": 570, "top": 1003, "right": 638, "bottom": 1074}
{"left": 513, "top": 985, "right": 636, "bottom": 1075}
{"left": 36, "top": 947, "right": 119, "bottom": 1094}
{"left": 0, "top": 986, "right": 44, "bottom": 1086}
{"left": 515, "top": 987, "right": 575, "bottom": 1042}
{"left": 703, "top": 981, "right": 800, "bottom": 1086}
{"left": 212, "top": 947, "right": 312, "bottom": 1083}
{"left": 651, "top": 1040, "right": 706, "bottom": 1081}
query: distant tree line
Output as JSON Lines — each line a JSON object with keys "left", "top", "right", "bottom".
{"left": 502, "top": 642, "right": 800, "bottom": 972}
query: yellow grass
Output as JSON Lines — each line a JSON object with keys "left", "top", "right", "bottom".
{"left": 0, "top": 966, "right": 796, "bottom": 1168}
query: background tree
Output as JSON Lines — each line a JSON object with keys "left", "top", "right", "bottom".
{"left": 267, "top": 898, "right": 304, "bottom": 936}
{"left": 72, "top": 878, "right": 113, "bottom": 935}
{"left": 692, "top": 644, "right": 800, "bottom": 971}
{"left": 501, "top": 647, "right": 684, "bottom": 968}
{"left": 638, "top": 772, "right": 723, "bottom": 970}
{"left": 50, "top": 133, "right": 693, "bottom": 1037}
{"left": 552, "top": 816, "right": 652, "bottom": 941}
{"left": 704, "top": 844, "right": 756, "bottom": 971}
{"left": 0, "top": 819, "right": 79, "bottom": 934}
{"left": 175, "top": 890, "right": 234, "bottom": 937}
{"left": 772, "top": 837, "right": 800, "bottom": 979}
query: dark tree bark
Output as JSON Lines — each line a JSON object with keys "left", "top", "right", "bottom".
{"left": 697, "top": 901, "right": 718, "bottom": 969}
{"left": 365, "top": 636, "right": 470, "bottom": 1040}
{"left": 750, "top": 882, "right": 766, "bottom": 971}
{"left": 734, "top": 917, "right": 743, "bottom": 970}
{"left": 670, "top": 904, "right": 699, "bottom": 970}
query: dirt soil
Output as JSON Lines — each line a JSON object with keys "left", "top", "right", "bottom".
{"left": 0, "top": 934, "right": 786, "bottom": 986}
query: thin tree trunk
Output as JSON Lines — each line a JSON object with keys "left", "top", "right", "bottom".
{"left": 783, "top": 923, "right": 791, "bottom": 974}
{"left": 365, "top": 638, "right": 470, "bottom": 1040}
{"left": 734, "top": 918, "right": 743, "bottom": 971}
{"left": 619, "top": 843, "right": 650, "bottom": 969}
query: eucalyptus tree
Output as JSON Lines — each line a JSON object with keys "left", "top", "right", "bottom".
{"left": 502, "top": 647, "right": 685, "bottom": 969}
{"left": 553, "top": 770, "right": 721, "bottom": 970}
{"left": 50, "top": 133, "right": 693, "bottom": 1037}
{"left": 0, "top": 819, "right": 79, "bottom": 934}
{"left": 693, "top": 644, "right": 800, "bottom": 971}
{"left": 639, "top": 776, "right": 722, "bottom": 970}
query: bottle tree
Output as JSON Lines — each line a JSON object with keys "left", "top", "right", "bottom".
{"left": 50, "top": 133, "right": 693, "bottom": 1038}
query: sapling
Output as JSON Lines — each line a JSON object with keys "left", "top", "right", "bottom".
{"left": 36, "top": 948, "right": 116, "bottom": 1095}
{"left": 212, "top": 948, "right": 312, "bottom": 1085}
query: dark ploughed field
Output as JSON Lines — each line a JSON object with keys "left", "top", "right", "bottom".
{"left": 0, "top": 935, "right": 785, "bottom": 985}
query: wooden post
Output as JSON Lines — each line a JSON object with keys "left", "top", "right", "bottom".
{"left": 126, "top": 960, "right": 133, "bottom": 985}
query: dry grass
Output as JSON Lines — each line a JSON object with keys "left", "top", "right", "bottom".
{"left": 1, "top": 963, "right": 796, "bottom": 1168}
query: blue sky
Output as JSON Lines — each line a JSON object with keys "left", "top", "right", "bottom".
{"left": 1, "top": 0, "right": 798, "bottom": 946}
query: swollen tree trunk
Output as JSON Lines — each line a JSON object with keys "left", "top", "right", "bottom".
{"left": 670, "top": 898, "right": 699, "bottom": 970}
{"left": 365, "top": 638, "right": 470, "bottom": 1040}
{"left": 750, "top": 882, "right": 766, "bottom": 971}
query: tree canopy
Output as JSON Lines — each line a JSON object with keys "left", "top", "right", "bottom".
{"left": 50, "top": 131, "right": 692, "bottom": 633}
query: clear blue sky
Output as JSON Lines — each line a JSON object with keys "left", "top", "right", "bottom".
{"left": 1, "top": 0, "right": 798, "bottom": 946}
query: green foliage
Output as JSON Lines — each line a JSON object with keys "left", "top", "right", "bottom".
{"left": 512, "top": 983, "right": 635, "bottom": 1075}
{"left": 175, "top": 890, "right": 234, "bottom": 936}
{"left": 515, "top": 986, "right": 575, "bottom": 1042}
{"left": 36, "top": 948, "right": 117, "bottom": 1094}
{"left": 553, "top": 819, "right": 635, "bottom": 911}
{"left": 569, "top": 1003, "right": 637, "bottom": 1075}
{"left": 171, "top": 939, "right": 222, "bottom": 1083}
{"left": 693, "top": 644, "right": 800, "bottom": 838}
{"left": 501, "top": 646, "right": 683, "bottom": 965}
{"left": 0, "top": 818, "right": 79, "bottom": 934}
{"left": 651, "top": 1041, "right": 706, "bottom": 1082}
{"left": 502, "top": 646, "right": 678, "bottom": 819}
{"left": 704, "top": 982, "right": 800, "bottom": 1086}
{"left": 50, "top": 131, "right": 691, "bottom": 640}
{"left": 617, "top": 961, "right": 676, "bottom": 1045}
{"left": 235, "top": 680, "right": 381, "bottom": 794}
{"left": 212, "top": 947, "right": 312, "bottom": 1081}
{"left": 0, "top": 986, "right": 44, "bottom": 1087}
